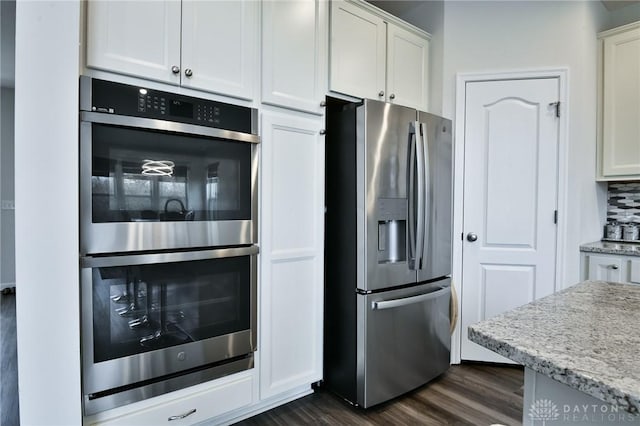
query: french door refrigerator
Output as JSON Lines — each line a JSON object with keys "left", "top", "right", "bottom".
{"left": 325, "top": 98, "right": 452, "bottom": 408}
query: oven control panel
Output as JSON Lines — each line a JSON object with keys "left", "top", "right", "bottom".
{"left": 82, "top": 76, "right": 255, "bottom": 134}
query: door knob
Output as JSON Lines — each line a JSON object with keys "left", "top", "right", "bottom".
{"left": 466, "top": 233, "right": 478, "bottom": 242}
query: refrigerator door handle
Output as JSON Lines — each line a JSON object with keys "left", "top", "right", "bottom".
{"left": 408, "top": 124, "right": 417, "bottom": 270}
{"left": 420, "top": 121, "right": 430, "bottom": 270}
{"left": 414, "top": 121, "right": 425, "bottom": 270}
{"left": 371, "top": 286, "right": 450, "bottom": 310}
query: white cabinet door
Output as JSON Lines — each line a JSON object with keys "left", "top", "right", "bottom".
{"left": 260, "top": 111, "right": 324, "bottom": 399}
{"left": 386, "top": 24, "right": 429, "bottom": 111}
{"left": 601, "top": 25, "right": 640, "bottom": 178}
{"left": 181, "top": 0, "right": 257, "bottom": 100}
{"left": 587, "top": 254, "right": 623, "bottom": 282}
{"left": 86, "top": 0, "right": 181, "bottom": 85}
{"left": 262, "top": 0, "right": 327, "bottom": 114}
{"left": 329, "top": 1, "right": 386, "bottom": 100}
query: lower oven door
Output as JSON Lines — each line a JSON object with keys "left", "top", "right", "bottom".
{"left": 80, "top": 246, "right": 257, "bottom": 405}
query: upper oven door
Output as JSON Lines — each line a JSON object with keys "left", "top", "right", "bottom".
{"left": 80, "top": 112, "right": 259, "bottom": 254}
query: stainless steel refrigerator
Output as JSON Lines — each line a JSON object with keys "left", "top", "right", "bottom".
{"left": 324, "top": 98, "right": 452, "bottom": 408}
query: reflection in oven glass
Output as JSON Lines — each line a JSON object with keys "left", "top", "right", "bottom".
{"left": 90, "top": 124, "right": 251, "bottom": 223}
{"left": 92, "top": 257, "right": 250, "bottom": 363}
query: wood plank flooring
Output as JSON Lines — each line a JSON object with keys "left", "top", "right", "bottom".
{"left": 237, "top": 363, "right": 524, "bottom": 426}
{"left": 1, "top": 291, "right": 19, "bottom": 426}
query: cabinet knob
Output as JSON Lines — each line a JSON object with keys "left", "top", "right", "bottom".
{"left": 171, "top": 65, "right": 180, "bottom": 74}
{"left": 609, "top": 264, "right": 619, "bottom": 270}
{"left": 184, "top": 68, "right": 193, "bottom": 78}
{"left": 319, "top": 129, "right": 326, "bottom": 135}
{"left": 320, "top": 100, "right": 326, "bottom": 107}
{"left": 389, "top": 93, "right": 396, "bottom": 100}
{"left": 378, "top": 91, "right": 384, "bottom": 97}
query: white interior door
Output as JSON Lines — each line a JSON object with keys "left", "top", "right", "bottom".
{"left": 460, "top": 78, "right": 560, "bottom": 362}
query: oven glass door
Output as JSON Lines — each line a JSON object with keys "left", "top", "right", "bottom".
{"left": 80, "top": 119, "right": 258, "bottom": 253}
{"left": 81, "top": 247, "right": 257, "bottom": 396}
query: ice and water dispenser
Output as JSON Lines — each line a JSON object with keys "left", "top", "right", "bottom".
{"left": 377, "top": 198, "right": 407, "bottom": 264}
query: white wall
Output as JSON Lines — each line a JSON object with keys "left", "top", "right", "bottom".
{"left": 14, "top": 1, "right": 82, "bottom": 424}
{"left": 441, "top": 1, "right": 610, "bottom": 289}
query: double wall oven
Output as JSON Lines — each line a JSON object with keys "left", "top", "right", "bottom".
{"left": 79, "top": 77, "right": 259, "bottom": 415}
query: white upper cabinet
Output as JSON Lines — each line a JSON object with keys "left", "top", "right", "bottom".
{"left": 262, "top": 0, "right": 327, "bottom": 114}
{"left": 329, "top": 1, "right": 386, "bottom": 101}
{"left": 598, "top": 22, "right": 640, "bottom": 180}
{"left": 86, "top": 0, "right": 257, "bottom": 101}
{"left": 181, "top": 0, "right": 256, "bottom": 100}
{"left": 329, "top": 0, "right": 431, "bottom": 110}
{"left": 386, "top": 24, "right": 429, "bottom": 111}
{"left": 86, "top": 1, "right": 182, "bottom": 85}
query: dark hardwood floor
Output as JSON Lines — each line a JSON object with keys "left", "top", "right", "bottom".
{"left": 237, "top": 363, "right": 524, "bottom": 426}
{"left": 1, "top": 291, "right": 19, "bottom": 426}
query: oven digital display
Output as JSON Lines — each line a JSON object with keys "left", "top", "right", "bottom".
{"left": 170, "top": 100, "right": 193, "bottom": 118}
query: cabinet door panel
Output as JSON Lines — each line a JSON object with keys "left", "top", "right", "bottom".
{"left": 181, "top": 0, "right": 257, "bottom": 100}
{"left": 262, "top": 0, "right": 327, "bottom": 114}
{"left": 587, "top": 255, "right": 623, "bottom": 282}
{"left": 260, "top": 112, "right": 324, "bottom": 399}
{"left": 86, "top": 0, "right": 181, "bottom": 85}
{"left": 602, "top": 27, "right": 640, "bottom": 177}
{"left": 386, "top": 24, "right": 429, "bottom": 111}
{"left": 329, "top": 1, "right": 386, "bottom": 100}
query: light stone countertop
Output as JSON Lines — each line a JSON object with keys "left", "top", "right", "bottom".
{"left": 468, "top": 280, "right": 640, "bottom": 414}
{"left": 580, "top": 240, "right": 640, "bottom": 257}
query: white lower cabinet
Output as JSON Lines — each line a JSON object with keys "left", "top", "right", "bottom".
{"left": 85, "top": 373, "right": 254, "bottom": 426}
{"left": 581, "top": 252, "right": 640, "bottom": 284}
{"left": 259, "top": 110, "right": 324, "bottom": 399}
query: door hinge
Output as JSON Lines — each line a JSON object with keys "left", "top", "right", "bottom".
{"left": 549, "top": 101, "right": 560, "bottom": 118}
{"left": 554, "top": 210, "right": 558, "bottom": 224}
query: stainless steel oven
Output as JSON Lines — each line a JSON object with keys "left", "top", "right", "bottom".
{"left": 80, "top": 76, "right": 258, "bottom": 254}
{"left": 81, "top": 247, "right": 257, "bottom": 415}
{"left": 78, "top": 77, "right": 260, "bottom": 415}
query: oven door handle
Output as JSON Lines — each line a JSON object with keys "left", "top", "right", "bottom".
{"left": 81, "top": 246, "right": 259, "bottom": 268}
{"left": 80, "top": 111, "right": 260, "bottom": 144}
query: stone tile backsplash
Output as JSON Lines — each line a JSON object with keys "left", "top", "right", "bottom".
{"left": 607, "top": 182, "right": 640, "bottom": 223}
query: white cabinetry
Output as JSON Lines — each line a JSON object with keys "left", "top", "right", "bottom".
{"left": 86, "top": 0, "right": 257, "bottom": 100}
{"left": 581, "top": 252, "right": 640, "bottom": 284}
{"left": 597, "top": 22, "right": 640, "bottom": 180}
{"left": 259, "top": 111, "right": 324, "bottom": 399}
{"left": 262, "top": 0, "right": 327, "bottom": 114}
{"left": 329, "top": 0, "right": 430, "bottom": 110}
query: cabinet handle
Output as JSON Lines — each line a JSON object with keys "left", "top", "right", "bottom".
{"left": 184, "top": 68, "right": 193, "bottom": 78}
{"left": 378, "top": 91, "right": 384, "bottom": 97}
{"left": 609, "top": 264, "right": 619, "bottom": 270}
{"left": 168, "top": 408, "right": 196, "bottom": 421}
{"left": 389, "top": 93, "right": 396, "bottom": 100}
{"left": 171, "top": 65, "right": 180, "bottom": 74}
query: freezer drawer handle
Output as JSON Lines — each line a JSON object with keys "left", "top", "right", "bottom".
{"left": 372, "top": 287, "right": 450, "bottom": 310}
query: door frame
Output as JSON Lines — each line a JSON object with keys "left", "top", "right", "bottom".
{"left": 451, "top": 68, "right": 569, "bottom": 364}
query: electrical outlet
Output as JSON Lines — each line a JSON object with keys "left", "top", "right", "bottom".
{"left": 1, "top": 200, "right": 15, "bottom": 210}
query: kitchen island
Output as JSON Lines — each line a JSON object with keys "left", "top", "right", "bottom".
{"left": 469, "top": 280, "right": 640, "bottom": 425}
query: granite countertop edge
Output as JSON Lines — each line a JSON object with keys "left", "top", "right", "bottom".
{"left": 467, "top": 281, "right": 640, "bottom": 415}
{"left": 580, "top": 240, "right": 640, "bottom": 256}
{"left": 468, "top": 326, "right": 640, "bottom": 414}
